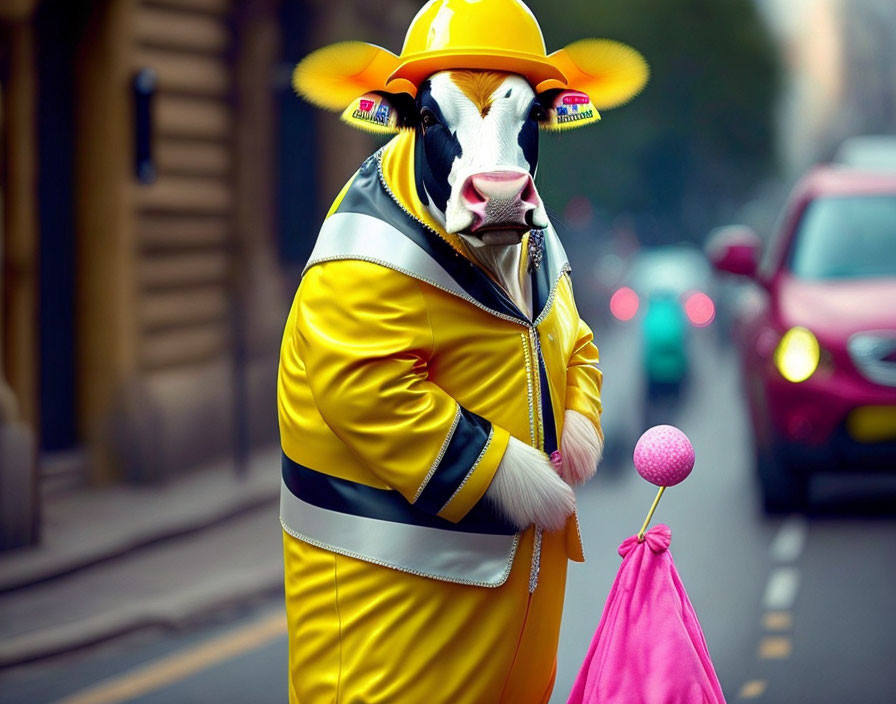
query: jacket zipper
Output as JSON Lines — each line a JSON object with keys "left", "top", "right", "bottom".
{"left": 523, "top": 326, "right": 546, "bottom": 593}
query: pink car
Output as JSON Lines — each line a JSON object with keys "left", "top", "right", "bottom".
{"left": 709, "top": 166, "right": 896, "bottom": 512}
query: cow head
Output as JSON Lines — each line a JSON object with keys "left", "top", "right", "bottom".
{"left": 413, "top": 71, "right": 546, "bottom": 247}
{"left": 293, "top": 38, "right": 648, "bottom": 247}
{"left": 341, "top": 71, "right": 599, "bottom": 248}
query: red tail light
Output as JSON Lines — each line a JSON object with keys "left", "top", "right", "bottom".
{"left": 683, "top": 291, "right": 715, "bottom": 327}
{"left": 610, "top": 287, "right": 639, "bottom": 321}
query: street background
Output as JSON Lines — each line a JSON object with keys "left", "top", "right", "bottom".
{"left": 1, "top": 0, "right": 895, "bottom": 702}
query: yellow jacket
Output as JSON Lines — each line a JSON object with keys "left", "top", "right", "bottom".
{"left": 278, "top": 131, "right": 602, "bottom": 587}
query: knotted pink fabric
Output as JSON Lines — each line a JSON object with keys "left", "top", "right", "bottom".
{"left": 550, "top": 451, "right": 563, "bottom": 471}
{"left": 567, "top": 525, "right": 726, "bottom": 704}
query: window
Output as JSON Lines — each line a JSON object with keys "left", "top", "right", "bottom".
{"left": 789, "top": 195, "right": 896, "bottom": 279}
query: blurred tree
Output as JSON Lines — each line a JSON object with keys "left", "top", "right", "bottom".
{"left": 529, "top": 0, "right": 781, "bottom": 244}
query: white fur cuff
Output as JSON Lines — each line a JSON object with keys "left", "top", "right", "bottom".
{"left": 559, "top": 410, "right": 603, "bottom": 486}
{"left": 485, "top": 436, "right": 576, "bottom": 532}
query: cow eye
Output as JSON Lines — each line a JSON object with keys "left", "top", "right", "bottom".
{"left": 420, "top": 108, "right": 438, "bottom": 130}
{"left": 529, "top": 103, "right": 547, "bottom": 122}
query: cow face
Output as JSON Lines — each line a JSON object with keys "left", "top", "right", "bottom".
{"left": 413, "top": 71, "right": 550, "bottom": 247}
{"left": 297, "top": 41, "right": 647, "bottom": 244}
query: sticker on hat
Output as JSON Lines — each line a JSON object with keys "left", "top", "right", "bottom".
{"left": 341, "top": 93, "right": 402, "bottom": 134}
{"left": 541, "top": 90, "right": 600, "bottom": 132}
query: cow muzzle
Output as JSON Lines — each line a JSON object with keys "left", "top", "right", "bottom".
{"left": 457, "top": 171, "right": 545, "bottom": 246}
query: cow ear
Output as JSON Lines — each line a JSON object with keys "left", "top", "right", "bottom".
{"left": 538, "top": 39, "right": 649, "bottom": 111}
{"left": 292, "top": 41, "right": 416, "bottom": 112}
{"left": 537, "top": 89, "right": 601, "bottom": 132}
{"left": 340, "top": 91, "right": 416, "bottom": 135}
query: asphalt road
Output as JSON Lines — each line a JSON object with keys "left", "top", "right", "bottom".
{"left": 2, "top": 325, "right": 895, "bottom": 703}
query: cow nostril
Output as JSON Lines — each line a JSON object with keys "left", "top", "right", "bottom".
{"left": 520, "top": 177, "right": 541, "bottom": 209}
{"left": 461, "top": 177, "right": 488, "bottom": 205}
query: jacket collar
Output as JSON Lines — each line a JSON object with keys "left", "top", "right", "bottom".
{"left": 318, "top": 135, "right": 570, "bottom": 325}
{"left": 380, "top": 131, "right": 465, "bottom": 254}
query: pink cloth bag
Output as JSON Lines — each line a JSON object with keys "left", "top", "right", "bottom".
{"left": 567, "top": 525, "right": 726, "bottom": 704}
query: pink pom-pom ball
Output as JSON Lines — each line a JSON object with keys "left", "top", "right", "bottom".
{"left": 633, "top": 425, "right": 695, "bottom": 487}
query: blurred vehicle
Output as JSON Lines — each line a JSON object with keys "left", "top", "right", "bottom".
{"left": 611, "top": 244, "right": 717, "bottom": 398}
{"left": 709, "top": 166, "right": 896, "bottom": 512}
{"left": 598, "top": 245, "right": 716, "bottom": 464}
{"left": 833, "top": 135, "right": 896, "bottom": 170}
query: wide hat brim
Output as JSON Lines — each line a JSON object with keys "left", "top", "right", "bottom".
{"left": 388, "top": 49, "right": 566, "bottom": 89}
{"left": 294, "top": 38, "right": 648, "bottom": 113}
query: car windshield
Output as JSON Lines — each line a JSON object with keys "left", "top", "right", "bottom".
{"left": 789, "top": 195, "right": 896, "bottom": 279}
{"left": 834, "top": 137, "right": 896, "bottom": 169}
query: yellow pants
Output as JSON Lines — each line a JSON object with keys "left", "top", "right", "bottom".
{"left": 283, "top": 527, "right": 569, "bottom": 703}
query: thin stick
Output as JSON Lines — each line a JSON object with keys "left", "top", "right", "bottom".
{"left": 637, "top": 486, "right": 666, "bottom": 541}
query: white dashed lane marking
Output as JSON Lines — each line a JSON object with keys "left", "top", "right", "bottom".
{"left": 769, "top": 515, "right": 808, "bottom": 563}
{"left": 763, "top": 567, "right": 801, "bottom": 611}
{"left": 738, "top": 516, "right": 809, "bottom": 696}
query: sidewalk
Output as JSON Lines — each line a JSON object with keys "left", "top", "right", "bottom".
{"left": 0, "top": 447, "right": 284, "bottom": 669}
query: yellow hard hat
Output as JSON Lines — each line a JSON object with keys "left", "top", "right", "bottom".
{"left": 294, "top": 0, "right": 648, "bottom": 117}
{"left": 388, "top": 0, "right": 565, "bottom": 88}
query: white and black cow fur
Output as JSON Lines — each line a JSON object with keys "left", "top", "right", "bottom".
{"left": 414, "top": 72, "right": 549, "bottom": 239}
{"left": 389, "top": 69, "right": 604, "bottom": 532}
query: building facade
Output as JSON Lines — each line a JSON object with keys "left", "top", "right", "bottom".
{"left": 0, "top": 0, "right": 414, "bottom": 549}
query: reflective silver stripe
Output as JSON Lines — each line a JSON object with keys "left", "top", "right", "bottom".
{"left": 280, "top": 477, "right": 519, "bottom": 587}
{"left": 533, "top": 223, "right": 571, "bottom": 327}
{"left": 306, "top": 212, "right": 572, "bottom": 329}
{"left": 305, "top": 212, "right": 473, "bottom": 302}
{"left": 543, "top": 222, "right": 569, "bottom": 273}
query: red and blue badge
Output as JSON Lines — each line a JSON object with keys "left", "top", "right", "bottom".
{"left": 341, "top": 92, "right": 401, "bottom": 134}
{"left": 542, "top": 90, "right": 600, "bottom": 132}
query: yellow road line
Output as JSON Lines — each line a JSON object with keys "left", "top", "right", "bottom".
{"left": 762, "top": 611, "right": 792, "bottom": 631}
{"left": 738, "top": 680, "right": 768, "bottom": 699}
{"left": 758, "top": 636, "right": 792, "bottom": 660}
{"left": 55, "top": 611, "right": 287, "bottom": 704}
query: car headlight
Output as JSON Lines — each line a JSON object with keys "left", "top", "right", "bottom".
{"left": 774, "top": 326, "right": 820, "bottom": 382}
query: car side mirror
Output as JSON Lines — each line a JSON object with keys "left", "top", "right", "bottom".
{"left": 705, "top": 225, "right": 761, "bottom": 279}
